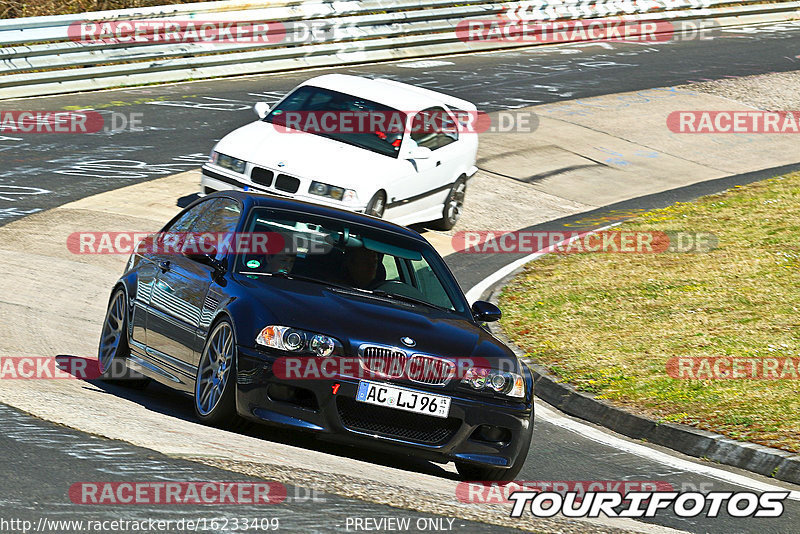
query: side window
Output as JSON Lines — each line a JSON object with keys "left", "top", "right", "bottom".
{"left": 411, "top": 106, "right": 458, "bottom": 150}
{"left": 382, "top": 255, "right": 401, "bottom": 282}
{"left": 192, "top": 198, "right": 242, "bottom": 233}
{"left": 409, "top": 257, "right": 453, "bottom": 310}
{"left": 189, "top": 198, "right": 243, "bottom": 261}
{"left": 164, "top": 201, "right": 211, "bottom": 232}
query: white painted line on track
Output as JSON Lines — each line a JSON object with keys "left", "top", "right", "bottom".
{"left": 464, "top": 224, "right": 616, "bottom": 304}
{"left": 464, "top": 225, "right": 800, "bottom": 500}
{"left": 536, "top": 400, "right": 800, "bottom": 500}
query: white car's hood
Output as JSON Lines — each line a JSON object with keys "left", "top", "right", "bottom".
{"left": 215, "top": 121, "right": 404, "bottom": 187}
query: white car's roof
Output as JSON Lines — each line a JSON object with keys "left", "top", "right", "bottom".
{"left": 297, "top": 74, "right": 477, "bottom": 113}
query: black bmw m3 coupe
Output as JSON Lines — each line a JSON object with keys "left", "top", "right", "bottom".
{"left": 99, "top": 191, "right": 534, "bottom": 481}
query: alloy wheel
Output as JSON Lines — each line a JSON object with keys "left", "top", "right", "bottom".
{"left": 99, "top": 291, "right": 125, "bottom": 374}
{"left": 196, "top": 322, "right": 234, "bottom": 415}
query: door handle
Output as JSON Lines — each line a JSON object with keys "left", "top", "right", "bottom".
{"left": 158, "top": 260, "right": 171, "bottom": 273}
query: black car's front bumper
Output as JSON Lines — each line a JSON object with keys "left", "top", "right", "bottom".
{"left": 235, "top": 346, "right": 534, "bottom": 469}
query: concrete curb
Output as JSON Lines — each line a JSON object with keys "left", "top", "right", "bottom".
{"left": 482, "top": 271, "right": 800, "bottom": 487}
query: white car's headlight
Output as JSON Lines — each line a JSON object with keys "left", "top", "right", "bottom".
{"left": 309, "top": 181, "right": 357, "bottom": 203}
{"left": 210, "top": 151, "right": 247, "bottom": 174}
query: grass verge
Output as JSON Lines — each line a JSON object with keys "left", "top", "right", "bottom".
{"left": 499, "top": 172, "right": 800, "bottom": 453}
{"left": 1, "top": 0, "right": 208, "bottom": 19}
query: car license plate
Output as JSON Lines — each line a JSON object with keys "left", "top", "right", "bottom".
{"left": 355, "top": 380, "right": 451, "bottom": 418}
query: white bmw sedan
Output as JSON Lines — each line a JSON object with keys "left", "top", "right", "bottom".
{"left": 201, "top": 74, "right": 478, "bottom": 230}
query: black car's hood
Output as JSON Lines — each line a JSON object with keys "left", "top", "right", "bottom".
{"left": 234, "top": 274, "right": 517, "bottom": 368}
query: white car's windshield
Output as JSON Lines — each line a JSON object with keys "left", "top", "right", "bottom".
{"left": 265, "top": 86, "right": 407, "bottom": 158}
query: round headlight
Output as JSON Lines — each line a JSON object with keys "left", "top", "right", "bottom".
{"left": 309, "top": 334, "right": 335, "bottom": 357}
{"left": 231, "top": 159, "right": 246, "bottom": 173}
{"left": 283, "top": 330, "right": 305, "bottom": 351}
{"left": 489, "top": 373, "right": 508, "bottom": 392}
{"left": 310, "top": 182, "right": 328, "bottom": 196}
{"left": 470, "top": 373, "right": 487, "bottom": 389}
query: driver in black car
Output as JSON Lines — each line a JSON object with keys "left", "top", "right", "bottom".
{"left": 341, "top": 247, "right": 383, "bottom": 290}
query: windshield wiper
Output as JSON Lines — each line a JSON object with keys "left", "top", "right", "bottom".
{"left": 369, "top": 289, "right": 447, "bottom": 311}
{"left": 239, "top": 272, "right": 445, "bottom": 309}
{"left": 240, "top": 270, "right": 351, "bottom": 290}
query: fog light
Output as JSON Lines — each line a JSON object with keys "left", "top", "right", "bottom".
{"left": 309, "top": 334, "right": 335, "bottom": 357}
{"left": 473, "top": 424, "right": 512, "bottom": 443}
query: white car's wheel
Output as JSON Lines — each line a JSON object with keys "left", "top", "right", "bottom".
{"left": 366, "top": 191, "right": 386, "bottom": 218}
{"left": 433, "top": 177, "right": 466, "bottom": 231}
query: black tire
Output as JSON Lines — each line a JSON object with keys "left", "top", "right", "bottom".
{"left": 365, "top": 191, "right": 387, "bottom": 218}
{"left": 194, "top": 318, "right": 241, "bottom": 428}
{"left": 432, "top": 177, "right": 466, "bottom": 231}
{"left": 97, "top": 289, "right": 150, "bottom": 389}
{"left": 455, "top": 424, "right": 533, "bottom": 482}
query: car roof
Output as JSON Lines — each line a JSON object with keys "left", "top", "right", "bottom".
{"left": 296, "top": 74, "right": 477, "bottom": 113}
{"left": 204, "top": 190, "right": 428, "bottom": 243}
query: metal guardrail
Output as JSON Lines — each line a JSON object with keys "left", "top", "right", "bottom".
{"left": 1, "top": 0, "right": 798, "bottom": 99}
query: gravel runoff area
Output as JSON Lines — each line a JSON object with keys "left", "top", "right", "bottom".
{"left": 681, "top": 70, "right": 800, "bottom": 111}
{"left": 451, "top": 170, "right": 591, "bottom": 234}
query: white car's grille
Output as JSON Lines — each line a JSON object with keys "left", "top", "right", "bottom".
{"left": 275, "top": 174, "right": 301, "bottom": 193}
{"left": 250, "top": 167, "right": 274, "bottom": 187}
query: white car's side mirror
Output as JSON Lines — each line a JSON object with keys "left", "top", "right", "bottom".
{"left": 254, "top": 102, "right": 270, "bottom": 119}
{"left": 406, "top": 146, "right": 432, "bottom": 160}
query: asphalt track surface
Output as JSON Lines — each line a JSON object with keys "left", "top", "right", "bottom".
{"left": 0, "top": 401, "right": 516, "bottom": 534}
{"left": 2, "top": 21, "right": 800, "bottom": 534}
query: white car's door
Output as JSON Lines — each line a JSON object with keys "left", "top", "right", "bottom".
{"left": 385, "top": 107, "right": 460, "bottom": 224}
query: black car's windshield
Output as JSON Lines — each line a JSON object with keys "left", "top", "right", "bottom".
{"left": 236, "top": 208, "right": 464, "bottom": 313}
{"left": 265, "top": 86, "right": 407, "bottom": 158}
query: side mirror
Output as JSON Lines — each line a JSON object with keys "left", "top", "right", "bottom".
{"left": 406, "top": 145, "right": 432, "bottom": 160}
{"left": 254, "top": 102, "right": 270, "bottom": 120}
{"left": 471, "top": 300, "right": 502, "bottom": 322}
{"left": 204, "top": 254, "right": 226, "bottom": 274}
{"left": 187, "top": 250, "right": 226, "bottom": 274}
